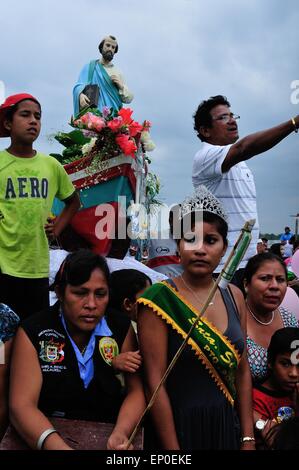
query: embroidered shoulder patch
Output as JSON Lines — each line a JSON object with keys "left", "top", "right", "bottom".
{"left": 98, "top": 337, "right": 119, "bottom": 365}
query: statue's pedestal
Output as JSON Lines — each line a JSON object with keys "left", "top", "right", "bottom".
{"left": 53, "top": 154, "right": 137, "bottom": 255}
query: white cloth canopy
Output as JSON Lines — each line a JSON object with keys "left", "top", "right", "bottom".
{"left": 49, "top": 249, "right": 167, "bottom": 306}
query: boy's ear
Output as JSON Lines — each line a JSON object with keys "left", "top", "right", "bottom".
{"left": 123, "top": 297, "right": 133, "bottom": 313}
{"left": 3, "top": 119, "right": 12, "bottom": 133}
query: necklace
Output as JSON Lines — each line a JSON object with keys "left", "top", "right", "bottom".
{"left": 246, "top": 302, "right": 275, "bottom": 326}
{"left": 180, "top": 275, "right": 216, "bottom": 306}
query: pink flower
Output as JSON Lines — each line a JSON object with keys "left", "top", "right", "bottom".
{"left": 142, "top": 120, "right": 151, "bottom": 131}
{"left": 116, "top": 134, "right": 137, "bottom": 157}
{"left": 89, "top": 115, "right": 106, "bottom": 132}
{"left": 107, "top": 117, "right": 123, "bottom": 132}
{"left": 80, "top": 113, "right": 91, "bottom": 125}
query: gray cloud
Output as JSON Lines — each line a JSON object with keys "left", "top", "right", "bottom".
{"left": 1, "top": 0, "right": 298, "bottom": 234}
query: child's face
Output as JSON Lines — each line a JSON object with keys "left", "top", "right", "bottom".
{"left": 5, "top": 100, "right": 41, "bottom": 144}
{"left": 270, "top": 352, "right": 299, "bottom": 393}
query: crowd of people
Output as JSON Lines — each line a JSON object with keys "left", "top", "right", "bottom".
{"left": 1, "top": 65, "right": 299, "bottom": 450}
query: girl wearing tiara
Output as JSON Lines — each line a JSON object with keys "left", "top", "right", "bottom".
{"left": 137, "top": 186, "right": 254, "bottom": 450}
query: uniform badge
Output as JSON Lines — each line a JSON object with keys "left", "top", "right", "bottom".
{"left": 39, "top": 339, "right": 65, "bottom": 364}
{"left": 98, "top": 337, "right": 119, "bottom": 365}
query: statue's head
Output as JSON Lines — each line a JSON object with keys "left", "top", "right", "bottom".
{"left": 98, "top": 35, "right": 118, "bottom": 62}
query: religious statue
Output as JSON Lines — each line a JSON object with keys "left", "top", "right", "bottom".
{"left": 73, "top": 35, "right": 133, "bottom": 117}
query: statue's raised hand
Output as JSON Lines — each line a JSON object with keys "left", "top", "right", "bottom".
{"left": 110, "top": 75, "right": 124, "bottom": 91}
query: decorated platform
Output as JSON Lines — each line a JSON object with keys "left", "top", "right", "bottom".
{"left": 51, "top": 106, "right": 158, "bottom": 256}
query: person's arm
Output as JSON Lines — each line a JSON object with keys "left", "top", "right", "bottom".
{"left": 230, "top": 285, "right": 255, "bottom": 450}
{"left": 107, "top": 325, "right": 145, "bottom": 449}
{"left": 137, "top": 306, "right": 180, "bottom": 450}
{"left": 222, "top": 116, "right": 299, "bottom": 172}
{"left": 0, "top": 339, "right": 14, "bottom": 440}
{"left": 9, "top": 328, "right": 72, "bottom": 450}
{"left": 45, "top": 192, "right": 80, "bottom": 240}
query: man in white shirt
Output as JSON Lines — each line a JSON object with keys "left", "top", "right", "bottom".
{"left": 73, "top": 35, "right": 133, "bottom": 116}
{"left": 192, "top": 95, "right": 299, "bottom": 285}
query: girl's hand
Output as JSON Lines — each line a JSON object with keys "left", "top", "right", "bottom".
{"left": 111, "top": 350, "right": 142, "bottom": 373}
{"left": 107, "top": 430, "right": 133, "bottom": 450}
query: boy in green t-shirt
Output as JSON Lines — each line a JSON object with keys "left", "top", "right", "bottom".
{"left": 0, "top": 93, "right": 80, "bottom": 319}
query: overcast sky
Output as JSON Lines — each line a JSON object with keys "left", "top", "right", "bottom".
{"left": 1, "top": 0, "right": 298, "bottom": 234}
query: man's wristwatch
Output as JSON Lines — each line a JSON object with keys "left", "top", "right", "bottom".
{"left": 255, "top": 418, "right": 268, "bottom": 431}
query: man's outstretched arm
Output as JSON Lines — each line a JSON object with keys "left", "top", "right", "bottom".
{"left": 222, "top": 116, "right": 298, "bottom": 172}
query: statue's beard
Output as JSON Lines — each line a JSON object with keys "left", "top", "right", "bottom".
{"left": 102, "top": 51, "right": 113, "bottom": 61}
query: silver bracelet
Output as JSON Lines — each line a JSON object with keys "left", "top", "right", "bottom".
{"left": 240, "top": 436, "right": 255, "bottom": 443}
{"left": 36, "top": 428, "right": 57, "bottom": 450}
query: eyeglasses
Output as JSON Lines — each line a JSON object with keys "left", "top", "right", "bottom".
{"left": 212, "top": 113, "right": 240, "bottom": 124}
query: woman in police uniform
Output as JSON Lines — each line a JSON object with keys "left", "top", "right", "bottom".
{"left": 9, "top": 249, "right": 145, "bottom": 450}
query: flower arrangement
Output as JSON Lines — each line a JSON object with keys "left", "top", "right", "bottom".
{"left": 50, "top": 106, "right": 155, "bottom": 168}
{"left": 49, "top": 106, "right": 161, "bottom": 208}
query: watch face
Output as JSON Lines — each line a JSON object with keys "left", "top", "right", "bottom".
{"left": 255, "top": 419, "right": 266, "bottom": 431}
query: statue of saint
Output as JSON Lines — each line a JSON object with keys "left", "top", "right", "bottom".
{"left": 73, "top": 35, "right": 133, "bottom": 116}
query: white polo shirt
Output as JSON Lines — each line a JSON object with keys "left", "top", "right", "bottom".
{"left": 192, "top": 142, "right": 259, "bottom": 271}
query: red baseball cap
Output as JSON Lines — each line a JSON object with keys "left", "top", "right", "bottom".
{"left": 0, "top": 93, "right": 40, "bottom": 137}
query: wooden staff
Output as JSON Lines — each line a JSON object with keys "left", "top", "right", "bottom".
{"left": 126, "top": 219, "right": 255, "bottom": 449}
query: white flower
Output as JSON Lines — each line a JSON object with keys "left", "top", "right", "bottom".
{"left": 82, "top": 138, "right": 97, "bottom": 155}
{"left": 140, "top": 131, "right": 156, "bottom": 151}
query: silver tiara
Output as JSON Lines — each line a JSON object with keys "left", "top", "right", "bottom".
{"left": 179, "top": 185, "right": 228, "bottom": 222}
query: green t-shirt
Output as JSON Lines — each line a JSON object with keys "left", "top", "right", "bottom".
{"left": 0, "top": 150, "right": 75, "bottom": 278}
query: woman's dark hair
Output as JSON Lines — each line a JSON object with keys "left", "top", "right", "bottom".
{"left": 267, "top": 327, "right": 299, "bottom": 364}
{"left": 109, "top": 269, "right": 152, "bottom": 310}
{"left": 243, "top": 252, "right": 287, "bottom": 284}
{"left": 54, "top": 249, "right": 110, "bottom": 295}
{"left": 193, "top": 95, "right": 231, "bottom": 141}
{"left": 269, "top": 242, "right": 283, "bottom": 259}
{"left": 174, "top": 211, "right": 228, "bottom": 245}
{"left": 4, "top": 98, "right": 41, "bottom": 123}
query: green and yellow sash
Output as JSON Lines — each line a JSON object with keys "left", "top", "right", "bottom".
{"left": 137, "top": 281, "right": 241, "bottom": 405}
